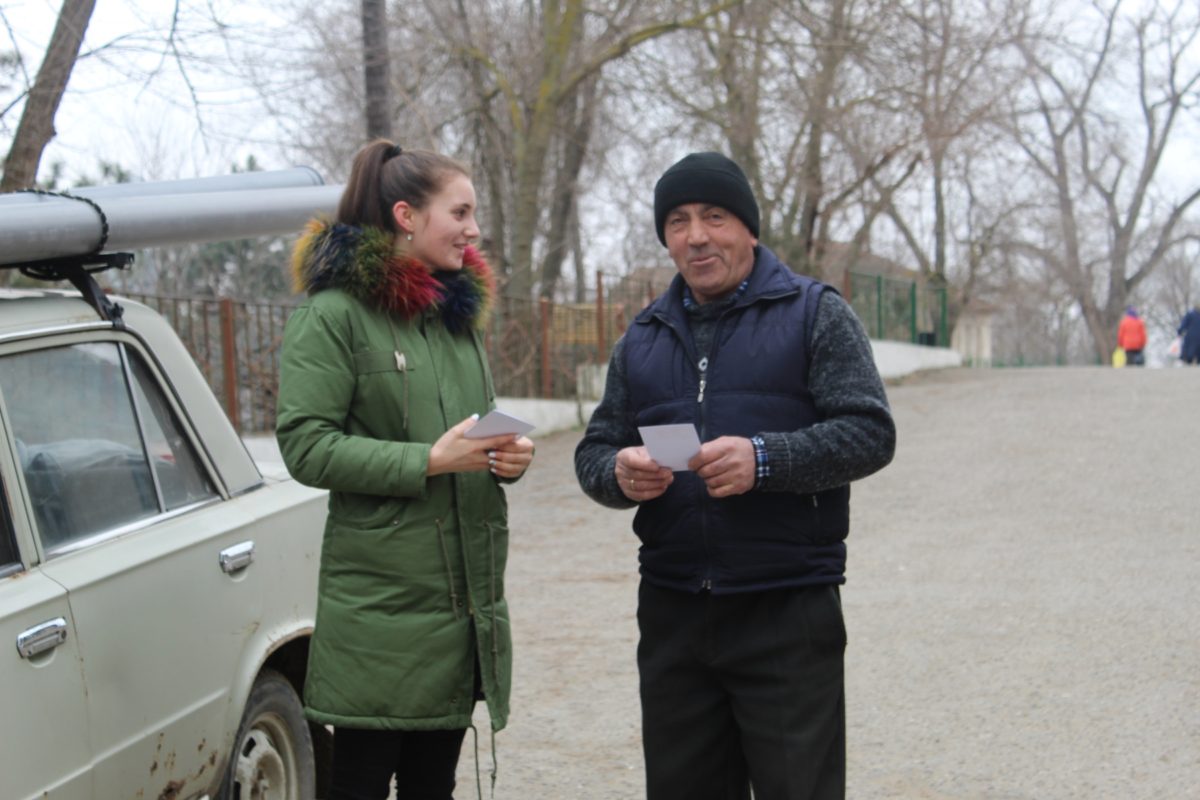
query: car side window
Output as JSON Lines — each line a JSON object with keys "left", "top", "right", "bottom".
{"left": 0, "top": 482, "right": 18, "bottom": 575}
{"left": 128, "top": 352, "right": 218, "bottom": 510}
{"left": 0, "top": 341, "right": 217, "bottom": 553}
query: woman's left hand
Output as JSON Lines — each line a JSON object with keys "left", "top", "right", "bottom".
{"left": 489, "top": 436, "right": 534, "bottom": 479}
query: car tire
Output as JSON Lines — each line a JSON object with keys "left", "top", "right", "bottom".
{"left": 217, "top": 669, "right": 315, "bottom": 800}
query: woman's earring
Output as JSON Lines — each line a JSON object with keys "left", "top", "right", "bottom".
{"left": 406, "top": 233, "right": 413, "bottom": 241}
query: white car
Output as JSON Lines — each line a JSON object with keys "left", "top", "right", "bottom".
{"left": 1, "top": 174, "right": 334, "bottom": 800}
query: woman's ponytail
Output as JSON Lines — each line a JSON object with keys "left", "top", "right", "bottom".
{"left": 336, "top": 139, "right": 470, "bottom": 233}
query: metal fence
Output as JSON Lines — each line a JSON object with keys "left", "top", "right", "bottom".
{"left": 126, "top": 294, "right": 292, "bottom": 434}
{"left": 845, "top": 271, "right": 948, "bottom": 347}
{"left": 126, "top": 270, "right": 669, "bottom": 434}
{"left": 129, "top": 268, "right": 938, "bottom": 434}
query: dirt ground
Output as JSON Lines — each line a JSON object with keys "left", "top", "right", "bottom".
{"left": 448, "top": 366, "right": 1200, "bottom": 799}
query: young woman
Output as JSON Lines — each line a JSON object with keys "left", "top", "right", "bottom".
{"left": 276, "top": 140, "right": 534, "bottom": 799}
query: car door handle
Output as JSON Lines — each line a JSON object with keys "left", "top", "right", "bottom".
{"left": 17, "top": 617, "right": 68, "bottom": 659}
{"left": 219, "top": 541, "right": 255, "bottom": 574}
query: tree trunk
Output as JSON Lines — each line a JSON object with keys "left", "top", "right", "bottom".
{"left": 450, "top": 0, "right": 741, "bottom": 299}
{"left": 539, "top": 75, "right": 597, "bottom": 300}
{"left": 361, "top": 0, "right": 392, "bottom": 140}
{"left": 797, "top": 0, "right": 848, "bottom": 271}
{"left": 1, "top": 0, "right": 97, "bottom": 191}
{"left": 451, "top": 0, "right": 510, "bottom": 280}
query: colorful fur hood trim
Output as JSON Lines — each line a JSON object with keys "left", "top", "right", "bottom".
{"left": 291, "top": 218, "right": 496, "bottom": 333}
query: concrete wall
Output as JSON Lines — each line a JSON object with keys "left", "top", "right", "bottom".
{"left": 870, "top": 340, "right": 962, "bottom": 380}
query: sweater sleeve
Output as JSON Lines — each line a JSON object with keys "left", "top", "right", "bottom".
{"left": 757, "top": 290, "right": 896, "bottom": 494}
{"left": 574, "top": 336, "right": 639, "bottom": 509}
{"left": 275, "top": 303, "right": 432, "bottom": 498}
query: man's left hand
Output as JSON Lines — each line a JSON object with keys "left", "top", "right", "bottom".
{"left": 688, "top": 436, "right": 756, "bottom": 498}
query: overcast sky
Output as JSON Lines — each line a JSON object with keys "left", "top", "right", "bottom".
{"left": 5, "top": 0, "right": 1199, "bottom": 202}
{"left": 4, "top": 0, "right": 302, "bottom": 184}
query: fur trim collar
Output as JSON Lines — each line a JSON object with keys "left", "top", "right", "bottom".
{"left": 291, "top": 218, "right": 495, "bottom": 333}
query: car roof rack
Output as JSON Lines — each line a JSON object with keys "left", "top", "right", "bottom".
{"left": 1, "top": 169, "right": 341, "bottom": 325}
{"left": 7, "top": 252, "right": 134, "bottom": 326}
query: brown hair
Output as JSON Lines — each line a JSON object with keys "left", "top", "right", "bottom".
{"left": 336, "top": 139, "right": 470, "bottom": 232}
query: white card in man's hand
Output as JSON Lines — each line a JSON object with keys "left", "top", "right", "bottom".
{"left": 465, "top": 409, "right": 536, "bottom": 439}
{"left": 638, "top": 423, "right": 702, "bottom": 471}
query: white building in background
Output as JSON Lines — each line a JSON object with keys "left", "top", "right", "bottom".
{"left": 952, "top": 299, "right": 997, "bottom": 367}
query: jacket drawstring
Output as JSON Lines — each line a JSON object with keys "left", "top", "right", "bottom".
{"left": 467, "top": 722, "right": 499, "bottom": 800}
{"left": 471, "top": 328, "right": 495, "bottom": 404}
{"left": 490, "top": 727, "right": 498, "bottom": 798}
{"left": 435, "top": 519, "right": 462, "bottom": 618}
{"left": 470, "top": 723, "right": 482, "bottom": 800}
{"left": 462, "top": 522, "right": 501, "bottom": 797}
{"left": 487, "top": 522, "right": 500, "bottom": 687}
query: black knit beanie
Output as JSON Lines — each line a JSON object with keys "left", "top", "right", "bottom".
{"left": 653, "top": 151, "right": 760, "bottom": 246}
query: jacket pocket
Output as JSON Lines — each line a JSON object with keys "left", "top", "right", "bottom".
{"left": 322, "top": 520, "right": 449, "bottom": 594}
{"left": 352, "top": 349, "right": 419, "bottom": 435}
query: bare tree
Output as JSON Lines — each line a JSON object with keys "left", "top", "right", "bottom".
{"left": 1011, "top": 0, "right": 1200, "bottom": 360}
{"left": 361, "top": 0, "right": 391, "bottom": 140}
{"left": 539, "top": 73, "right": 599, "bottom": 299}
{"left": 631, "top": 0, "right": 922, "bottom": 278}
{"left": 876, "top": 0, "right": 1030, "bottom": 286}
{"left": 1147, "top": 237, "right": 1200, "bottom": 344}
{"left": 1, "top": 0, "right": 96, "bottom": 191}
{"left": 428, "top": 0, "right": 744, "bottom": 299}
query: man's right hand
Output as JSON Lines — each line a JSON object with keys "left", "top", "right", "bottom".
{"left": 615, "top": 446, "right": 673, "bottom": 501}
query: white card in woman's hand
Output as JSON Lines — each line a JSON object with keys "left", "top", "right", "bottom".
{"left": 465, "top": 409, "right": 535, "bottom": 439}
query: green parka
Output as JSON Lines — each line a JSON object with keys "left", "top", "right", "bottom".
{"left": 276, "top": 219, "right": 512, "bottom": 732}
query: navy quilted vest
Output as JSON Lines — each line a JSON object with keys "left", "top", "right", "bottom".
{"left": 624, "top": 246, "right": 849, "bottom": 593}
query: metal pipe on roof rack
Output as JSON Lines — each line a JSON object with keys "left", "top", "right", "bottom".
{"left": 0, "top": 184, "right": 342, "bottom": 266}
{"left": 0, "top": 167, "right": 326, "bottom": 208}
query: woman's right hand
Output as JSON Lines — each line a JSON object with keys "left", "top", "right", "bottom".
{"left": 427, "top": 415, "right": 517, "bottom": 477}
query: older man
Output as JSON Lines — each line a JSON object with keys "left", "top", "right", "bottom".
{"left": 575, "top": 152, "right": 896, "bottom": 800}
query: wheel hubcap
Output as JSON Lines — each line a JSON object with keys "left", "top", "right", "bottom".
{"left": 233, "top": 714, "right": 295, "bottom": 799}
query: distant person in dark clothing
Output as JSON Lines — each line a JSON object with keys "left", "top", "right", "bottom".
{"left": 1117, "top": 307, "right": 1147, "bottom": 366}
{"left": 1179, "top": 305, "right": 1200, "bottom": 365}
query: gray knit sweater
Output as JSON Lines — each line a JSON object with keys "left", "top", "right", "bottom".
{"left": 574, "top": 289, "right": 896, "bottom": 509}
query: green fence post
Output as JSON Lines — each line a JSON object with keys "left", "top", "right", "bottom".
{"left": 875, "top": 275, "right": 883, "bottom": 339}
{"left": 940, "top": 287, "right": 948, "bottom": 346}
{"left": 910, "top": 281, "right": 918, "bottom": 343}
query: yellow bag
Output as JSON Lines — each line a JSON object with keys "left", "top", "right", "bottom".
{"left": 1112, "top": 347, "right": 1126, "bottom": 368}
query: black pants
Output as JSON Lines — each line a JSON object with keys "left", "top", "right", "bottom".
{"left": 329, "top": 726, "right": 467, "bottom": 800}
{"left": 637, "top": 580, "right": 847, "bottom": 800}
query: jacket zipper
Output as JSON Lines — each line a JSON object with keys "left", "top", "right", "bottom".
{"left": 654, "top": 309, "right": 715, "bottom": 593}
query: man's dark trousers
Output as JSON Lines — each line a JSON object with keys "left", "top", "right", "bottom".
{"left": 637, "top": 580, "right": 846, "bottom": 800}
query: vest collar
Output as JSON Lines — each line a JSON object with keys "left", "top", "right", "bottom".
{"left": 639, "top": 245, "right": 800, "bottom": 326}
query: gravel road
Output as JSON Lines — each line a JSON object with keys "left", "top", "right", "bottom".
{"left": 448, "top": 366, "right": 1200, "bottom": 799}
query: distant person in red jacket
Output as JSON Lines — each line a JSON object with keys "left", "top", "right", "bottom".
{"left": 1118, "top": 307, "right": 1147, "bottom": 366}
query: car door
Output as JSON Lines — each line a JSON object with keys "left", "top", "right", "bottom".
{"left": 0, "top": 452, "right": 93, "bottom": 799}
{"left": 0, "top": 336, "right": 266, "bottom": 800}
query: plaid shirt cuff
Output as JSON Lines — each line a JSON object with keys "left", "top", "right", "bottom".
{"left": 750, "top": 435, "right": 769, "bottom": 489}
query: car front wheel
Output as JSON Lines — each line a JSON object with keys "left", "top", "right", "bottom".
{"left": 218, "top": 669, "right": 315, "bottom": 800}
